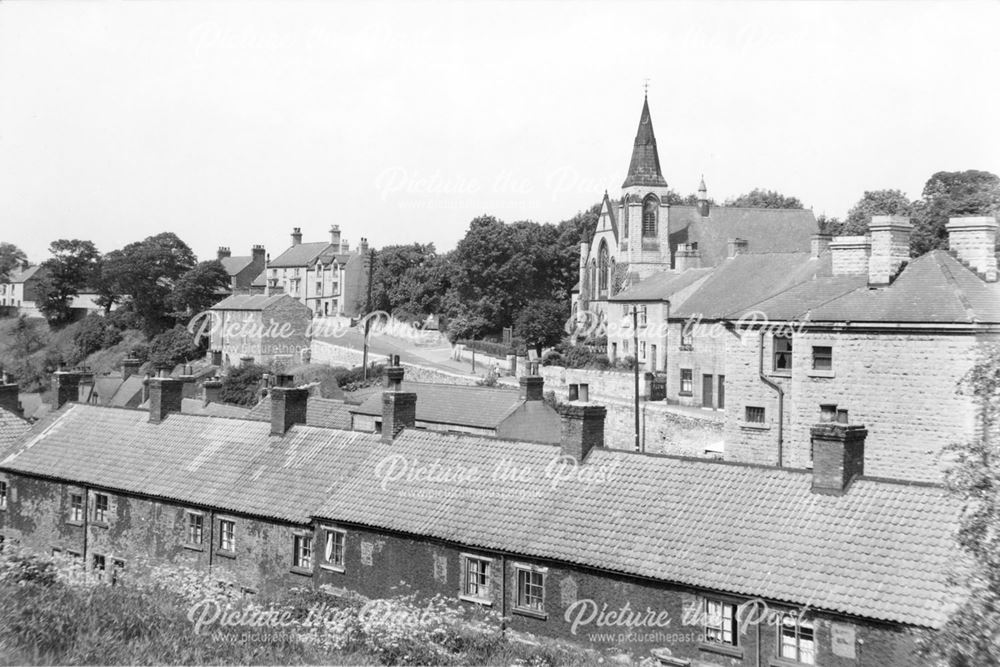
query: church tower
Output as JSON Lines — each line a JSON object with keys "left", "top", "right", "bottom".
{"left": 618, "top": 95, "right": 672, "bottom": 279}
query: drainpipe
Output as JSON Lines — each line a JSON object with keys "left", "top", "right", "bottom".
{"left": 208, "top": 509, "right": 215, "bottom": 573}
{"left": 82, "top": 485, "right": 90, "bottom": 566}
{"left": 758, "top": 331, "right": 784, "bottom": 467}
{"left": 499, "top": 553, "right": 507, "bottom": 638}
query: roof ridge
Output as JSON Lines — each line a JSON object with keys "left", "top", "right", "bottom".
{"left": 935, "top": 252, "right": 978, "bottom": 321}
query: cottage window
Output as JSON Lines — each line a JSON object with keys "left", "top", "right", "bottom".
{"left": 779, "top": 614, "right": 815, "bottom": 664}
{"left": 515, "top": 566, "right": 546, "bottom": 613}
{"left": 680, "top": 369, "right": 693, "bottom": 396}
{"left": 773, "top": 336, "right": 792, "bottom": 372}
{"left": 639, "top": 308, "right": 647, "bottom": 327}
{"left": 703, "top": 598, "right": 738, "bottom": 646}
{"left": 93, "top": 493, "right": 109, "bottom": 523}
{"left": 639, "top": 341, "right": 647, "bottom": 360}
{"left": 219, "top": 519, "right": 235, "bottom": 552}
{"left": 680, "top": 324, "right": 694, "bottom": 349}
{"left": 745, "top": 406, "right": 766, "bottom": 423}
{"left": 323, "top": 528, "right": 346, "bottom": 569}
{"left": 293, "top": 534, "right": 313, "bottom": 570}
{"left": 186, "top": 512, "right": 203, "bottom": 546}
{"left": 70, "top": 493, "right": 83, "bottom": 522}
{"left": 812, "top": 346, "right": 833, "bottom": 371}
{"left": 0, "top": 481, "right": 7, "bottom": 510}
{"left": 462, "top": 555, "right": 492, "bottom": 603}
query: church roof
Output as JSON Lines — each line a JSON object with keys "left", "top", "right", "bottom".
{"left": 668, "top": 206, "right": 818, "bottom": 266}
{"left": 622, "top": 96, "right": 667, "bottom": 189}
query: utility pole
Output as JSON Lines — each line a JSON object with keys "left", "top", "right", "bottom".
{"left": 362, "top": 248, "right": 376, "bottom": 380}
{"left": 631, "top": 305, "right": 644, "bottom": 452}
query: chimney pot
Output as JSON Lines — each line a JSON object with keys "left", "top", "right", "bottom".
{"left": 558, "top": 403, "right": 606, "bottom": 461}
{"left": 810, "top": 422, "right": 867, "bottom": 495}
{"left": 384, "top": 366, "right": 405, "bottom": 391}
{"left": 270, "top": 386, "right": 309, "bottom": 435}
{"left": 52, "top": 371, "right": 83, "bottom": 409}
{"left": 0, "top": 373, "right": 22, "bottom": 418}
{"left": 121, "top": 358, "right": 142, "bottom": 381}
{"left": 519, "top": 375, "right": 544, "bottom": 401}
{"left": 291, "top": 227, "right": 303, "bottom": 246}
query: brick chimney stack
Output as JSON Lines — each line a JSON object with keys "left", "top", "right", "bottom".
{"left": 0, "top": 371, "right": 22, "bottom": 417}
{"left": 947, "top": 216, "right": 998, "bottom": 282}
{"left": 727, "top": 238, "right": 749, "bottom": 259}
{"left": 830, "top": 236, "right": 871, "bottom": 276}
{"left": 558, "top": 403, "right": 606, "bottom": 461}
{"left": 291, "top": 227, "right": 303, "bottom": 246}
{"left": 381, "top": 364, "right": 416, "bottom": 442}
{"left": 203, "top": 379, "right": 222, "bottom": 406}
{"left": 270, "top": 374, "right": 308, "bottom": 435}
{"left": 810, "top": 234, "right": 832, "bottom": 259}
{"left": 674, "top": 243, "right": 702, "bottom": 271}
{"left": 251, "top": 245, "right": 266, "bottom": 268}
{"left": 148, "top": 365, "right": 184, "bottom": 424}
{"left": 121, "top": 358, "right": 141, "bottom": 381}
{"left": 519, "top": 375, "right": 544, "bottom": 401}
{"left": 810, "top": 408, "right": 867, "bottom": 495}
{"left": 52, "top": 370, "right": 83, "bottom": 409}
{"left": 330, "top": 225, "right": 341, "bottom": 247}
{"left": 217, "top": 246, "right": 232, "bottom": 260}
{"left": 868, "top": 215, "right": 912, "bottom": 287}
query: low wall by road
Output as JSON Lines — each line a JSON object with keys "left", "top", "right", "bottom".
{"left": 310, "top": 340, "right": 481, "bottom": 386}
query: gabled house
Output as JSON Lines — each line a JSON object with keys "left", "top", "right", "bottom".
{"left": 0, "top": 263, "right": 45, "bottom": 317}
{"left": 216, "top": 245, "right": 267, "bottom": 294}
{"left": 207, "top": 293, "right": 311, "bottom": 368}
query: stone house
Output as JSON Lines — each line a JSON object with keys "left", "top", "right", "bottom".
{"left": 0, "top": 369, "right": 963, "bottom": 664}
{"left": 207, "top": 293, "right": 311, "bottom": 368}
{"left": 215, "top": 244, "right": 267, "bottom": 294}
{"left": 265, "top": 226, "right": 370, "bottom": 318}
{"left": 0, "top": 263, "right": 45, "bottom": 317}
{"left": 572, "top": 96, "right": 817, "bottom": 322}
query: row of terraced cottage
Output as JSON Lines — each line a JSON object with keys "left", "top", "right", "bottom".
{"left": 0, "top": 355, "right": 970, "bottom": 666}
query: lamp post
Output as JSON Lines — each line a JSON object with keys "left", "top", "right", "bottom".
{"left": 362, "top": 248, "right": 376, "bottom": 380}
{"left": 631, "top": 305, "right": 646, "bottom": 452}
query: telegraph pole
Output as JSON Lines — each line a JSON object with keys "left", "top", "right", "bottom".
{"left": 631, "top": 305, "right": 645, "bottom": 452}
{"left": 362, "top": 248, "right": 376, "bottom": 380}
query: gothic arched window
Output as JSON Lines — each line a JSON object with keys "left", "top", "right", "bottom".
{"left": 642, "top": 195, "right": 658, "bottom": 237}
{"left": 622, "top": 197, "right": 629, "bottom": 238}
{"left": 598, "top": 240, "right": 609, "bottom": 292}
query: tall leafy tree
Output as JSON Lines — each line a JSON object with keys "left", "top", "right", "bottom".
{"left": 725, "top": 188, "right": 804, "bottom": 209}
{"left": 911, "top": 170, "right": 1000, "bottom": 256}
{"left": 369, "top": 243, "right": 449, "bottom": 319}
{"left": 169, "top": 260, "right": 231, "bottom": 316}
{"left": 841, "top": 189, "right": 913, "bottom": 236}
{"left": 514, "top": 299, "right": 569, "bottom": 357}
{"left": 35, "top": 239, "right": 101, "bottom": 325}
{"left": 0, "top": 242, "right": 27, "bottom": 281}
{"left": 99, "top": 232, "right": 197, "bottom": 332}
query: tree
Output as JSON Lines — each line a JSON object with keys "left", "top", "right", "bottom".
{"left": 369, "top": 243, "right": 449, "bottom": 318}
{"left": 35, "top": 239, "right": 101, "bottom": 325}
{"left": 924, "top": 344, "right": 1000, "bottom": 665}
{"left": 816, "top": 214, "right": 843, "bottom": 236}
{"left": 0, "top": 242, "right": 27, "bottom": 282}
{"left": 219, "top": 363, "right": 267, "bottom": 406}
{"left": 147, "top": 325, "right": 202, "bottom": 368}
{"left": 725, "top": 188, "right": 804, "bottom": 209}
{"left": 169, "top": 260, "right": 230, "bottom": 316}
{"left": 515, "top": 299, "right": 568, "bottom": 357}
{"left": 98, "top": 233, "right": 197, "bottom": 332}
{"left": 911, "top": 170, "right": 1000, "bottom": 256}
{"left": 841, "top": 189, "right": 913, "bottom": 236}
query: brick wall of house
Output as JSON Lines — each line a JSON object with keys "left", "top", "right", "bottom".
{"left": 0, "top": 472, "right": 310, "bottom": 595}
{"left": 723, "top": 330, "right": 987, "bottom": 481}
{"left": 315, "top": 522, "right": 921, "bottom": 663}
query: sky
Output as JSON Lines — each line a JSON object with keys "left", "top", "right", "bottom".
{"left": 1, "top": 1, "right": 998, "bottom": 264}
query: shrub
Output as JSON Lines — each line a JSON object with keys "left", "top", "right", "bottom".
{"left": 147, "top": 325, "right": 201, "bottom": 368}
{"left": 219, "top": 363, "right": 267, "bottom": 406}
{"left": 616, "top": 355, "right": 638, "bottom": 370}
{"left": 541, "top": 350, "right": 564, "bottom": 367}
{"left": 457, "top": 339, "right": 512, "bottom": 358}
{"left": 71, "top": 314, "right": 123, "bottom": 363}
{"left": 591, "top": 354, "right": 611, "bottom": 370}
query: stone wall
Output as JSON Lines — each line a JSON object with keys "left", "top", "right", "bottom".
{"left": 310, "top": 340, "right": 479, "bottom": 386}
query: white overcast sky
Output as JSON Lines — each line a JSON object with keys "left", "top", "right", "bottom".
{"left": 1, "top": 1, "right": 998, "bottom": 263}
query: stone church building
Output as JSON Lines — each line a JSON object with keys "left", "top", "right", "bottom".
{"left": 573, "top": 96, "right": 818, "bottom": 319}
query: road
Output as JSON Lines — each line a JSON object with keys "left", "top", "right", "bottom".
{"left": 313, "top": 326, "right": 481, "bottom": 377}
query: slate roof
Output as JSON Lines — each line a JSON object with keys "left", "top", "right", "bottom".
{"left": 6, "top": 264, "right": 44, "bottom": 283}
{"left": 141, "top": 398, "right": 253, "bottom": 419}
{"left": 108, "top": 375, "right": 146, "bottom": 408}
{"left": 251, "top": 271, "right": 267, "bottom": 287}
{"left": 609, "top": 268, "right": 713, "bottom": 302}
{"left": 349, "top": 382, "right": 524, "bottom": 429}
{"left": 806, "top": 250, "right": 1000, "bottom": 324}
{"left": 622, "top": 97, "right": 667, "bottom": 188}
{"left": 725, "top": 275, "right": 869, "bottom": 322}
{"left": 668, "top": 207, "right": 818, "bottom": 267}
{"left": 0, "top": 403, "right": 962, "bottom": 628}
{"left": 248, "top": 395, "right": 353, "bottom": 430}
{"left": 268, "top": 242, "right": 331, "bottom": 268}
{"left": 316, "top": 431, "right": 958, "bottom": 628}
{"left": 1, "top": 404, "right": 381, "bottom": 524}
{"left": 0, "top": 407, "right": 29, "bottom": 457}
{"left": 210, "top": 294, "right": 300, "bottom": 311}
{"left": 220, "top": 256, "right": 254, "bottom": 276}
{"left": 672, "top": 252, "right": 831, "bottom": 320}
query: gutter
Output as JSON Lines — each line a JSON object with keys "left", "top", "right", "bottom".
{"left": 758, "top": 331, "right": 784, "bottom": 467}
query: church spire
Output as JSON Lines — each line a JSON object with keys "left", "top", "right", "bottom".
{"left": 622, "top": 95, "right": 667, "bottom": 189}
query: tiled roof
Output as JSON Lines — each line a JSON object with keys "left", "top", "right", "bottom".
{"left": 251, "top": 270, "right": 267, "bottom": 287}
{"left": 622, "top": 97, "right": 667, "bottom": 188}
{"left": 1, "top": 404, "right": 381, "bottom": 524}
{"left": 6, "top": 264, "right": 44, "bottom": 283}
{"left": 668, "top": 206, "right": 817, "bottom": 267}
{"left": 0, "top": 407, "right": 29, "bottom": 457}
{"left": 807, "top": 250, "right": 1000, "bottom": 324}
{"left": 175, "top": 398, "right": 253, "bottom": 419}
{"left": 220, "top": 256, "right": 253, "bottom": 276}
{"left": 268, "top": 242, "right": 331, "bottom": 268}
{"left": 108, "top": 375, "right": 146, "bottom": 408}
{"left": 672, "top": 252, "right": 831, "bottom": 320}
{"left": 349, "top": 382, "right": 524, "bottom": 429}
{"left": 316, "top": 431, "right": 960, "bottom": 629}
{"left": 609, "top": 268, "right": 713, "bottom": 302}
{"left": 210, "top": 294, "right": 301, "bottom": 311}
{"left": 248, "top": 395, "right": 353, "bottom": 430}
{"left": 16, "top": 393, "right": 47, "bottom": 421}
{"left": 727, "top": 275, "right": 869, "bottom": 322}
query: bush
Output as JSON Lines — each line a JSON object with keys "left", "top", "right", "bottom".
{"left": 219, "top": 363, "right": 267, "bottom": 406}
{"left": 616, "top": 355, "right": 638, "bottom": 370}
{"left": 591, "top": 354, "right": 611, "bottom": 370}
{"left": 71, "top": 314, "right": 123, "bottom": 363}
{"left": 541, "top": 350, "right": 564, "bottom": 367}
{"left": 147, "top": 325, "right": 201, "bottom": 368}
